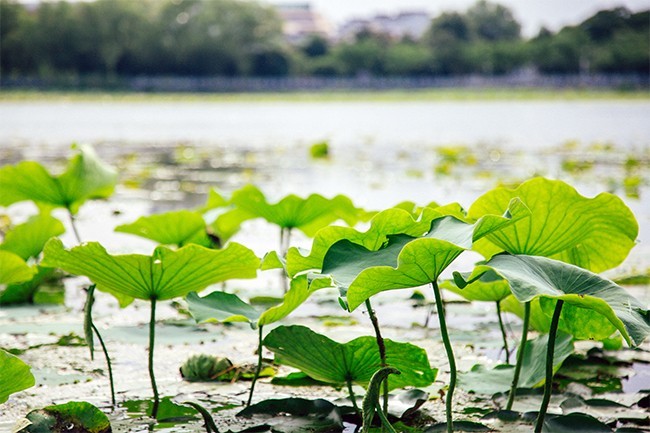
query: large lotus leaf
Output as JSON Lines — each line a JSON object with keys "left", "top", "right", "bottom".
{"left": 230, "top": 184, "right": 369, "bottom": 237}
{"left": 237, "top": 398, "right": 343, "bottom": 433}
{"left": 186, "top": 275, "right": 328, "bottom": 328}
{"left": 459, "top": 332, "right": 574, "bottom": 394}
{"left": 41, "top": 238, "right": 259, "bottom": 302}
{"left": 0, "top": 213, "right": 65, "bottom": 261}
{"left": 0, "top": 250, "right": 36, "bottom": 285}
{"left": 115, "top": 210, "right": 214, "bottom": 248}
{"left": 0, "top": 144, "right": 117, "bottom": 213}
{"left": 455, "top": 254, "right": 650, "bottom": 346}
{"left": 441, "top": 270, "right": 511, "bottom": 302}
{"left": 0, "top": 349, "right": 35, "bottom": 403}
{"left": 22, "top": 401, "right": 111, "bottom": 433}
{"left": 469, "top": 177, "right": 638, "bottom": 272}
{"left": 285, "top": 205, "right": 471, "bottom": 278}
{"left": 321, "top": 199, "right": 528, "bottom": 311}
{"left": 264, "top": 325, "right": 437, "bottom": 391}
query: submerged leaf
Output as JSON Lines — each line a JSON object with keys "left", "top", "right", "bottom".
{"left": 0, "top": 213, "right": 65, "bottom": 260}
{"left": 541, "top": 412, "right": 612, "bottom": 433}
{"left": 0, "top": 144, "right": 117, "bottom": 213}
{"left": 41, "top": 238, "right": 259, "bottom": 302}
{"left": 21, "top": 401, "right": 110, "bottom": 433}
{"left": 469, "top": 177, "right": 638, "bottom": 272}
{"left": 455, "top": 254, "right": 650, "bottom": 346}
{"left": 263, "top": 325, "right": 436, "bottom": 391}
{"left": 0, "top": 349, "right": 35, "bottom": 403}
{"left": 237, "top": 398, "right": 343, "bottom": 433}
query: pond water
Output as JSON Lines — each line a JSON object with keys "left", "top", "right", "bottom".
{"left": 0, "top": 97, "right": 649, "bottom": 432}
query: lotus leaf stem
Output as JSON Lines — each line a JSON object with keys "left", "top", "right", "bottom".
{"left": 246, "top": 325, "right": 264, "bottom": 407}
{"left": 149, "top": 297, "right": 160, "bottom": 419}
{"left": 506, "top": 301, "right": 530, "bottom": 411}
{"left": 346, "top": 378, "right": 361, "bottom": 417}
{"left": 91, "top": 322, "right": 116, "bottom": 407}
{"left": 67, "top": 208, "right": 82, "bottom": 245}
{"left": 534, "top": 300, "right": 564, "bottom": 433}
{"left": 364, "top": 299, "right": 389, "bottom": 417}
{"left": 432, "top": 280, "right": 456, "bottom": 433}
{"left": 496, "top": 301, "right": 510, "bottom": 364}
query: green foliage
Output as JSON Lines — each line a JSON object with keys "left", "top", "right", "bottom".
{"left": 0, "top": 213, "right": 65, "bottom": 260}
{"left": 318, "top": 199, "right": 528, "bottom": 311}
{"left": 0, "top": 144, "right": 116, "bottom": 214}
{"left": 20, "top": 401, "right": 111, "bottom": 433}
{"left": 179, "top": 355, "right": 235, "bottom": 382}
{"left": 455, "top": 254, "right": 650, "bottom": 346}
{"left": 263, "top": 325, "right": 437, "bottom": 391}
{"left": 237, "top": 398, "right": 343, "bottom": 433}
{"left": 0, "top": 250, "right": 35, "bottom": 285}
{"left": 309, "top": 141, "right": 329, "bottom": 159}
{"left": 41, "top": 238, "right": 259, "bottom": 303}
{"left": 0, "top": 349, "right": 35, "bottom": 404}
{"left": 469, "top": 177, "right": 638, "bottom": 273}
{"left": 228, "top": 184, "right": 369, "bottom": 237}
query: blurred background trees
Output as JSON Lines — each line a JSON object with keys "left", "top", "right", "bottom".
{"left": 1, "top": 0, "right": 647, "bottom": 79}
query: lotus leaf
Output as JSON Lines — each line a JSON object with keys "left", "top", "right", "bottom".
{"left": 0, "top": 144, "right": 117, "bottom": 214}
{"left": 469, "top": 177, "right": 638, "bottom": 272}
{"left": 263, "top": 325, "right": 437, "bottom": 391}
{"left": 115, "top": 210, "right": 215, "bottom": 248}
{"left": 0, "top": 250, "right": 36, "bottom": 285}
{"left": 0, "top": 349, "right": 35, "bottom": 404}
{"left": 455, "top": 254, "right": 650, "bottom": 346}
{"left": 41, "top": 238, "right": 259, "bottom": 302}
{"left": 0, "top": 213, "right": 65, "bottom": 260}
{"left": 320, "top": 199, "right": 528, "bottom": 311}
{"left": 21, "top": 401, "right": 111, "bottom": 433}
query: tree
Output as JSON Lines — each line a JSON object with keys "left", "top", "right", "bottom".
{"left": 466, "top": 0, "right": 521, "bottom": 41}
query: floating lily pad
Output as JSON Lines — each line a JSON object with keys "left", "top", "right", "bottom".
{"left": 20, "top": 401, "right": 111, "bottom": 433}
{"left": 237, "top": 398, "right": 343, "bottom": 433}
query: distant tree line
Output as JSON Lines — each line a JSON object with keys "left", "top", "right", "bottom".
{"left": 1, "top": 0, "right": 648, "bottom": 79}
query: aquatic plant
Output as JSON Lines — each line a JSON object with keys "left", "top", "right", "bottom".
{"left": 0, "top": 349, "right": 35, "bottom": 404}
{"left": 41, "top": 238, "right": 260, "bottom": 418}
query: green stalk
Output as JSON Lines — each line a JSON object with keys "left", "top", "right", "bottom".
{"left": 91, "top": 322, "right": 116, "bottom": 407}
{"left": 534, "top": 300, "right": 564, "bottom": 433}
{"left": 149, "top": 297, "right": 160, "bottom": 419}
{"left": 506, "top": 301, "right": 530, "bottom": 411}
{"left": 364, "top": 299, "right": 389, "bottom": 420}
{"left": 346, "top": 378, "right": 361, "bottom": 417}
{"left": 496, "top": 301, "right": 510, "bottom": 364}
{"left": 246, "top": 325, "right": 264, "bottom": 407}
{"left": 67, "top": 208, "right": 82, "bottom": 245}
{"left": 432, "top": 280, "right": 456, "bottom": 433}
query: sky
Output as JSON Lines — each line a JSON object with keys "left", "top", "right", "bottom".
{"left": 267, "top": 0, "right": 650, "bottom": 37}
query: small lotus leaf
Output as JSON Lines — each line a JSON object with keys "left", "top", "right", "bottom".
{"left": 541, "top": 412, "right": 612, "bottom": 433}
{"left": 0, "top": 213, "right": 65, "bottom": 260}
{"left": 469, "top": 177, "right": 638, "bottom": 272}
{"left": 263, "top": 325, "right": 437, "bottom": 391}
{"left": 0, "top": 349, "right": 35, "bottom": 403}
{"left": 237, "top": 398, "right": 343, "bottom": 433}
{"left": 0, "top": 144, "right": 117, "bottom": 213}
{"left": 0, "top": 250, "right": 36, "bottom": 285}
{"left": 41, "top": 238, "right": 259, "bottom": 302}
{"left": 455, "top": 254, "right": 650, "bottom": 346}
{"left": 230, "top": 184, "right": 369, "bottom": 237}
{"left": 115, "top": 210, "right": 214, "bottom": 248}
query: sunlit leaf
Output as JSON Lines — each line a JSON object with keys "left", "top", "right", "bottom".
{"left": 320, "top": 199, "right": 528, "bottom": 311}
{"left": 455, "top": 254, "right": 650, "bottom": 346}
{"left": 263, "top": 325, "right": 437, "bottom": 391}
{"left": 0, "top": 349, "right": 35, "bottom": 404}
{"left": 0, "top": 213, "right": 65, "bottom": 260}
{"left": 0, "top": 250, "right": 36, "bottom": 285}
{"left": 41, "top": 238, "right": 259, "bottom": 302}
{"left": 459, "top": 332, "right": 574, "bottom": 394}
{"left": 0, "top": 144, "right": 117, "bottom": 213}
{"left": 230, "top": 184, "right": 369, "bottom": 237}
{"left": 469, "top": 177, "right": 638, "bottom": 272}
{"left": 285, "top": 205, "right": 477, "bottom": 278}
{"left": 115, "top": 210, "right": 215, "bottom": 248}
{"left": 441, "top": 270, "right": 511, "bottom": 302}
{"left": 0, "top": 266, "right": 61, "bottom": 305}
